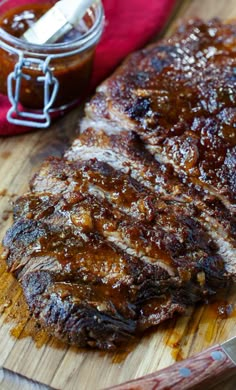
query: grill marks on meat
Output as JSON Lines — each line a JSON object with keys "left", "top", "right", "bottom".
{"left": 2, "top": 19, "right": 236, "bottom": 350}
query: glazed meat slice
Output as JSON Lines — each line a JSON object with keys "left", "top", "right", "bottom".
{"left": 3, "top": 155, "right": 230, "bottom": 349}
{"left": 83, "top": 19, "right": 236, "bottom": 208}
{"left": 25, "top": 159, "right": 220, "bottom": 273}
{"left": 65, "top": 129, "right": 236, "bottom": 270}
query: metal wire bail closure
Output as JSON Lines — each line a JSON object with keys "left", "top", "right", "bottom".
{"left": 7, "top": 54, "right": 59, "bottom": 128}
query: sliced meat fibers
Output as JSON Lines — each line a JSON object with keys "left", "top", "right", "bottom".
{"left": 2, "top": 19, "right": 236, "bottom": 350}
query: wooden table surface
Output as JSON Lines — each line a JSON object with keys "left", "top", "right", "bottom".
{"left": 0, "top": 0, "right": 236, "bottom": 389}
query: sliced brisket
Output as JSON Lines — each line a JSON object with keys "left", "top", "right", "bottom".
{"left": 2, "top": 19, "right": 236, "bottom": 349}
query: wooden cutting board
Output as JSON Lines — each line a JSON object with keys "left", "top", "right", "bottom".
{"left": 0, "top": 1, "right": 236, "bottom": 389}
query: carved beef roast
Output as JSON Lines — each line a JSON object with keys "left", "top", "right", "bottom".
{"left": 2, "top": 19, "right": 236, "bottom": 350}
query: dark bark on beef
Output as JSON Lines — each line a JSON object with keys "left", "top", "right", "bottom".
{"left": 84, "top": 18, "right": 236, "bottom": 206}
{"left": 2, "top": 19, "right": 236, "bottom": 350}
{"left": 22, "top": 272, "right": 137, "bottom": 350}
{"left": 3, "top": 219, "right": 45, "bottom": 247}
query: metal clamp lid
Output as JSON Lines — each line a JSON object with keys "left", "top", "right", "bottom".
{"left": 7, "top": 54, "right": 59, "bottom": 128}
{"left": 0, "top": 0, "right": 104, "bottom": 128}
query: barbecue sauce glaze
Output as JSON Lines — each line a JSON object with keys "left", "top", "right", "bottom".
{"left": 0, "top": 3, "right": 96, "bottom": 109}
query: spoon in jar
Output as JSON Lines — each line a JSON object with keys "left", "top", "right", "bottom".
{"left": 22, "top": 0, "right": 99, "bottom": 44}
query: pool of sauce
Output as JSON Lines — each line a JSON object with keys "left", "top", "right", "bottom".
{"left": 0, "top": 3, "right": 95, "bottom": 109}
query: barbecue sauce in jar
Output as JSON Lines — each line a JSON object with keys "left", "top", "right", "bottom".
{"left": 0, "top": 1, "right": 104, "bottom": 113}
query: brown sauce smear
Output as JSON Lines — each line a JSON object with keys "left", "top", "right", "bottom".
{"left": 0, "top": 189, "right": 7, "bottom": 197}
{"left": 0, "top": 151, "right": 12, "bottom": 160}
{"left": 163, "top": 292, "right": 236, "bottom": 362}
{"left": 1, "top": 209, "right": 12, "bottom": 222}
{"left": 0, "top": 245, "right": 62, "bottom": 349}
{"left": 0, "top": 189, "right": 18, "bottom": 199}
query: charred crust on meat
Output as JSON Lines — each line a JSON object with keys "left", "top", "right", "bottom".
{"left": 2, "top": 19, "right": 236, "bottom": 350}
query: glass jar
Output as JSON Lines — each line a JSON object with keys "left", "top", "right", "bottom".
{"left": 0, "top": 0, "right": 104, "bottom": 127}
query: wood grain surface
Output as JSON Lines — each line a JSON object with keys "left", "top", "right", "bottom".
{"left": 107, "top": 344, "right": 236, "bottom": 389}
{"left": 0, "top": 1, "right": 236, "bottom": 389}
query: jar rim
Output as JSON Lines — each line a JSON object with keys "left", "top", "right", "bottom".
{"left": 0, "top": 1, "right": 104, "bottom": 53}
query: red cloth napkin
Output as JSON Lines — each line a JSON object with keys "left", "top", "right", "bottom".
{"left": 0, "top": 0, "right": 176, "bottom": 136}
